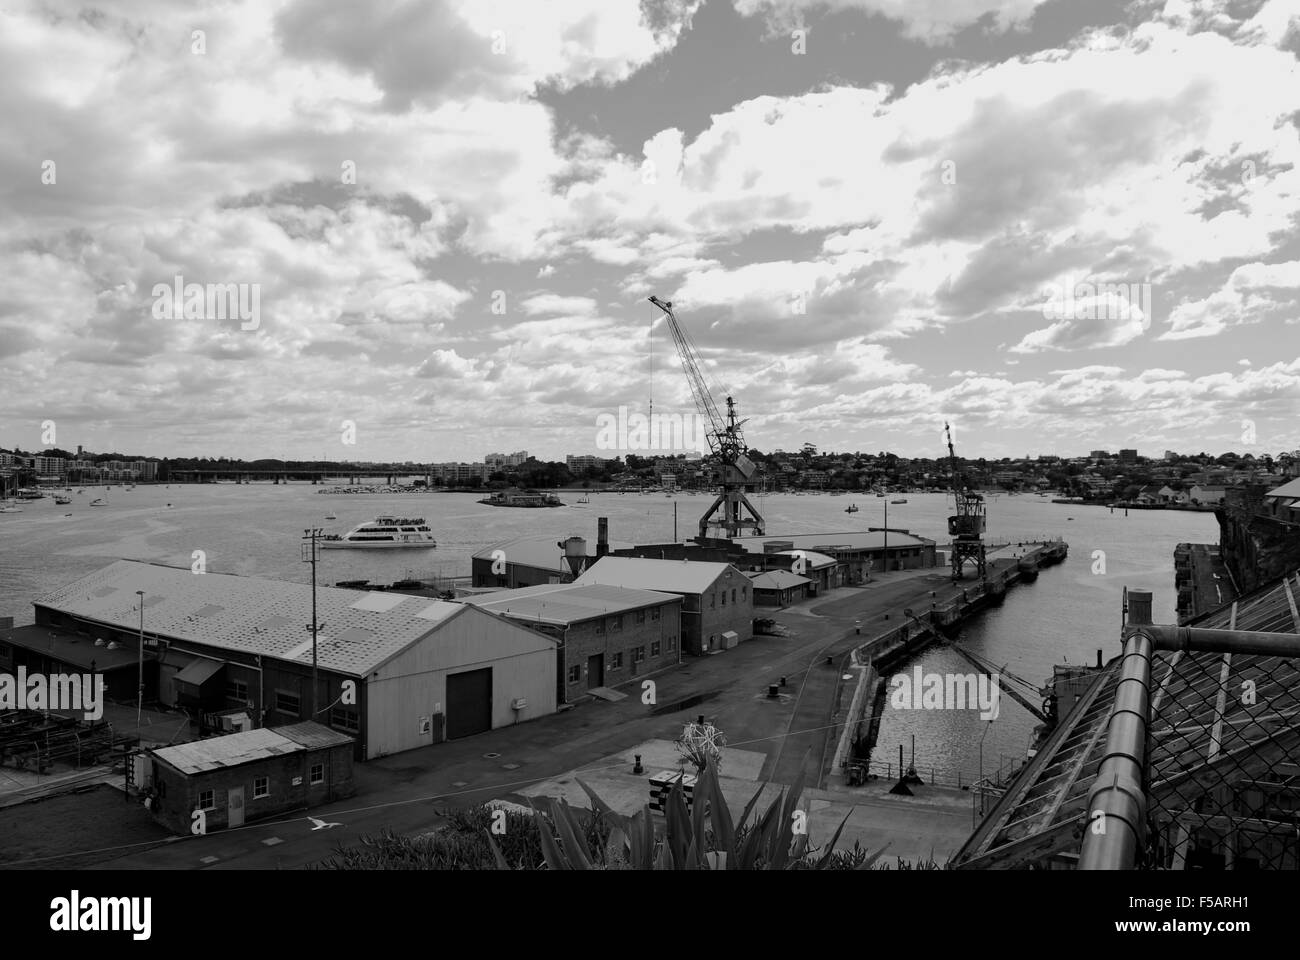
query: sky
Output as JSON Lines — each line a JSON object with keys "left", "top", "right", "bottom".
{"left": 2, "top": 0, "right": 1299, "bottom": 463}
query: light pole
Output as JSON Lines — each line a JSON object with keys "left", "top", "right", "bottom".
{"left": 302, "top": 529, "right": 322, "bottom": 719}
{"left": 135, "top": 590, "right": 144, "bottom": 733}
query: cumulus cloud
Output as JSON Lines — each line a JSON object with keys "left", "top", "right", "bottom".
{"left": 1162, "top": 260, "right": 1300, "bottom": 340}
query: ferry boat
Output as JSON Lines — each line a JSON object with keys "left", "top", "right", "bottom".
{"left": 478, "top": 490, "right": 564, "bottom": 508}
{"left": 845, "top": 503, "right": 859, "bottom": 513}
{"left": 320, "top": 517, "right": 437, "bottom": 549}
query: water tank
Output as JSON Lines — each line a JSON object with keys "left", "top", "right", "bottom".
{"left": 561, "top": 536, "right": 587, "bottom": 577}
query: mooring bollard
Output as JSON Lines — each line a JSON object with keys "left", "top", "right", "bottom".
{"left": 633, "top": 754, "right": 643, "bottom": 774}
{"left": 768, "top": 684, "right": 779, "bottom": 699}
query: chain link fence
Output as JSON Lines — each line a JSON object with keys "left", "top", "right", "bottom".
{"left": 1142, "top": 647, "right": 1300, "bottom": 870}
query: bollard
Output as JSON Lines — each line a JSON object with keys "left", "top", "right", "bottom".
{"left": 780, "top": 676, "right": 787, "bottom": 686}
{"left": 768, "top": 684, "right": 779, "bottom": 699}
{"left": 633, "top": 754, "right": 643, "bottom": 774}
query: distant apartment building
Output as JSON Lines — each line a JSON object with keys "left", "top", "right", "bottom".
{"left": 1119, "top": 449, "right": 1138, "bottom": 463}
{"left": 566, "top": 454, "right": 606, "bottom": 474}
{"left": 1164, "top": 450, "right": 1179, "bottom": 461}
{"left": 431, "top": 462, "right": 492, "bottom": 484}
{"left": 32, "top": 456, "right": 66, "bottom": 477}
{"left": 1089, "top": 450, "right": 1110, "bottom": 459}
{"left": 484, "top": 451, "right": 528, "bottom": 470}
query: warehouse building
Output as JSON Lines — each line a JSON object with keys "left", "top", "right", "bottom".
{"left": 20, "top": 560, "right": 558, "bottom": 760}
{"left": 731, "top": 531, "right": 937, "bottom": 582}
{"left": 146, "top": 721, "right": 354, "bottom": 834}
{"left": 463, "top": 583, "right": 683, "bottom": 703}
{"left": 572, "top": 556, "right": 754, "bottom": 655}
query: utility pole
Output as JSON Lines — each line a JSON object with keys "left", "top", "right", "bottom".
{"left": 135, "top": 590, "right": 145, "bottom": 734}
{"left": 302, "top": 529, "right": 323, "bottom": 719}
{"left": 883, "top": 497, "right": 888, "bottom": 574}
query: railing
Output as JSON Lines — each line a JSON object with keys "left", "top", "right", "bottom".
{"left": 1079, "top": 590, "right": 1300, "bottom": 870}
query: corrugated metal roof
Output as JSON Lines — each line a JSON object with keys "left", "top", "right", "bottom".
{"left": 34, "top": 559, "right": 471, "bottom": 675}
{"left": 276, "top": 721, "right": 355, "bottom": 751}
{"left": 748, "top": 571, "right": 813, "bottom": 590}
{"left": 463, "top": 582, "right": 680, "bottom": 625}
{"left": 573, "top": 556, "right": 737, "bottom": 595}
{"left": 1266, "top": 477, "right": 1300, "bottom": 498}
{"left": 152, "top": 727, "right": 301, "bottom": 775}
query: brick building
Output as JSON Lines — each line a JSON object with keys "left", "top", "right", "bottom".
{"left": 147, "top": 722, "right": 354, "bottom": 834}
{"left": 464, "top": 583, "right": 682, "bottom": 702}
{"left": 572, "top": 556, "right": 754, "bottom": 655}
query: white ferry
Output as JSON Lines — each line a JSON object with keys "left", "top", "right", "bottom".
{"left": 320, "top": 517, "right": 437, "bottom": 549}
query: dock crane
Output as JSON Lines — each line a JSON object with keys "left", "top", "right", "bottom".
{"left": 648, "top": 296, "right": 765, "bottom": 539}
{"left": 945, "top": 421, "right": 987, "bottom": 581}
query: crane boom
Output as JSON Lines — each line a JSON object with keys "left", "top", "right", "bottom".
{"left": 647, "top": 296, "right": 764, "bottom": 539}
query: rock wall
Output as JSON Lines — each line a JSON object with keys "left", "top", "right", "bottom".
{"left": 1216, "top": 504, "right": 1300, "bottom": 594}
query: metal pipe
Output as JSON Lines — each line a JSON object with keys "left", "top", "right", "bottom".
{"left": 1139, "top": 625, "right": 1300, "bottom": 658}
{"left": 1079, "top": 629, "right": 1152, "bottom": 869}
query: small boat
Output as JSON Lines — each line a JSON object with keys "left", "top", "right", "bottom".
{"left": 876, "top": 492, "right": 886, "bottom": 497}
{"left": 90, "top": 498, "right": 106, "bottom": 506}
{"left": 54, "top": 496, "right": 71, "bottom": 505}
{"left": 845, "top": 504, "right": 859, "bottom": 513}
{"left": 576, "top": 495, "right": 590, "bottom": 505}
{"left": 891, "top": 498, "right": 908, "bottom": 504}
{"left": 325, "top": 513, "right": 337, "bottom": 520}
{"left": 0, "top": 505, "right": 22, "bottom": 514}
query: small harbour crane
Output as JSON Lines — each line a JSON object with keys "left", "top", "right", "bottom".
{"left": 945, "top": 421, "right": 987, "bottom": 581}
{"left": 648, "top": 296, "right": 765, "bottom": 539}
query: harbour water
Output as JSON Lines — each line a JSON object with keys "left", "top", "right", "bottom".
{"left": 0, "top": 484, "right": 1216, "bottom": 784}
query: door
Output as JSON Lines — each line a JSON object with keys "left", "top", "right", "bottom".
{"left": 227, "top": 786, "right": 245, "bottom": 828}
{"left": 587, "top": 654, "right": 604, "bottom": 690}
{"left": 446, "top": 668, "right": 492, "bottom": 739}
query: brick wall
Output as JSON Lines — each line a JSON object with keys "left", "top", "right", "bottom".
{"left": 151, "top": 743, "right": 354, "bottom": 834}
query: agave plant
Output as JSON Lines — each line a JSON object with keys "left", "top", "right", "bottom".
{"left": 488, "top": 757, "right": 886, "bottom": 870}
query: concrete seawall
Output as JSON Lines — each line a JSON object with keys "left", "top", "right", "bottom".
{"left": 829, "top": 540, "right": 1068, "bottom": 787}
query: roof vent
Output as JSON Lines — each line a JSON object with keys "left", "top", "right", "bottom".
{"left": 107, "top": 640, "right": 121, "bottom": 650}
{"left": 94, "top": 638, "right": 105, "bottom": 646}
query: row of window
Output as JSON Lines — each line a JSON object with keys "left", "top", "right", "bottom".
{"left": 566, "top": 638, "right": 675, "bottom": 683}
{"left": 196, "top": 764, "right": 325, "bottom": 810}
{"left": 594, "top": 606, "right": 663, "bottom": 635}
{"left": 710, "top": 585, "right": 747, "bottom": 609}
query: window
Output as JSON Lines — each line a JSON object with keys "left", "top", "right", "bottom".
{"left": 732, "top": 589, "right": 736, "bottom": 604}
{"left": 568, "top": 664, "right": 581, "bottom": 683}
{"left": 742, "top": 586, "right": 747, "bottom": 600}
{"left": 310, "top": 763, "right": 324, "bottom": 785}
{"left": 633, "top": 646, "right": 646, "bottom": 664}
{"left": 651, "top": 640, "right": 661, "bottom": 657}
{"left": 721, "top": 591, "right": 726, "bottom": 606}
{"left": 635, "top": 610, "right": 646, "bottom": 624}
{"left": 668, "top": 636, "right": 676, "bottom": 651}
{"left": 225, "top": 679, "right": 248, "bottom": 702}
{"left": 651, "top": 607, "right": 660, "bottom": 621}
{"left": 275, "top": 690, "right": 300, "bottom": 716}
{"left": 611, "top": 615, "right": 623, "bottom": 632}
{"left": 253, "top": 777, "right": 268, "bottom": 799}
{"left": 199, "top": 790, "right": 215, "bottom": 811}
{"left": 330, "top": 707, "right": 359, "bottom": 732}
{"left": 710, "top": 593, "right": 716, "bottom": 609}
{"left": 595, "top": 619, "right": 606, "bottom": 635}
{"left": 610, "top": 652, "right": 623, "bottom": 669}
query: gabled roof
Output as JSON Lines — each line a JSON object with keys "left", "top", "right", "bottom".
{"left": 152, "top": 722, "right": 352, "bottom": 775}
{"left": 1266, "top": 477, "right": 1300, "bottom": 498}
{"left": 573, "top": 556, "right": 738, "bottom": 594}
{"left": 34, "top": 559, "right": 480, "bottom": 675}
{"left": 748, "top": 571, "right": 813, "bottom": 590}
{"left": 462, "top": 583, "right": 680, "bottom": 626}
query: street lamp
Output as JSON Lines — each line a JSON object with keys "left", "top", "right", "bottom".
{"left": 301, "top": 529, "right": 322, "bottom": 719}
{"left": 135, "top": 590, "right": 145, "bottom": 733}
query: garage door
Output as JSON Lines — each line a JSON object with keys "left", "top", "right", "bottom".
{"left": 446, "top": 667, "right": 493, "bottom": 739}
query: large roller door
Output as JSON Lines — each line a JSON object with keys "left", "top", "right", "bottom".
{"left": 446, "top": 667, "right": 492, "bottom": 739}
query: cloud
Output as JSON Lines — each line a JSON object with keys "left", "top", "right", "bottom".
{"left": 1161, "top": 259, "right": 1300, "bottom": 340}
